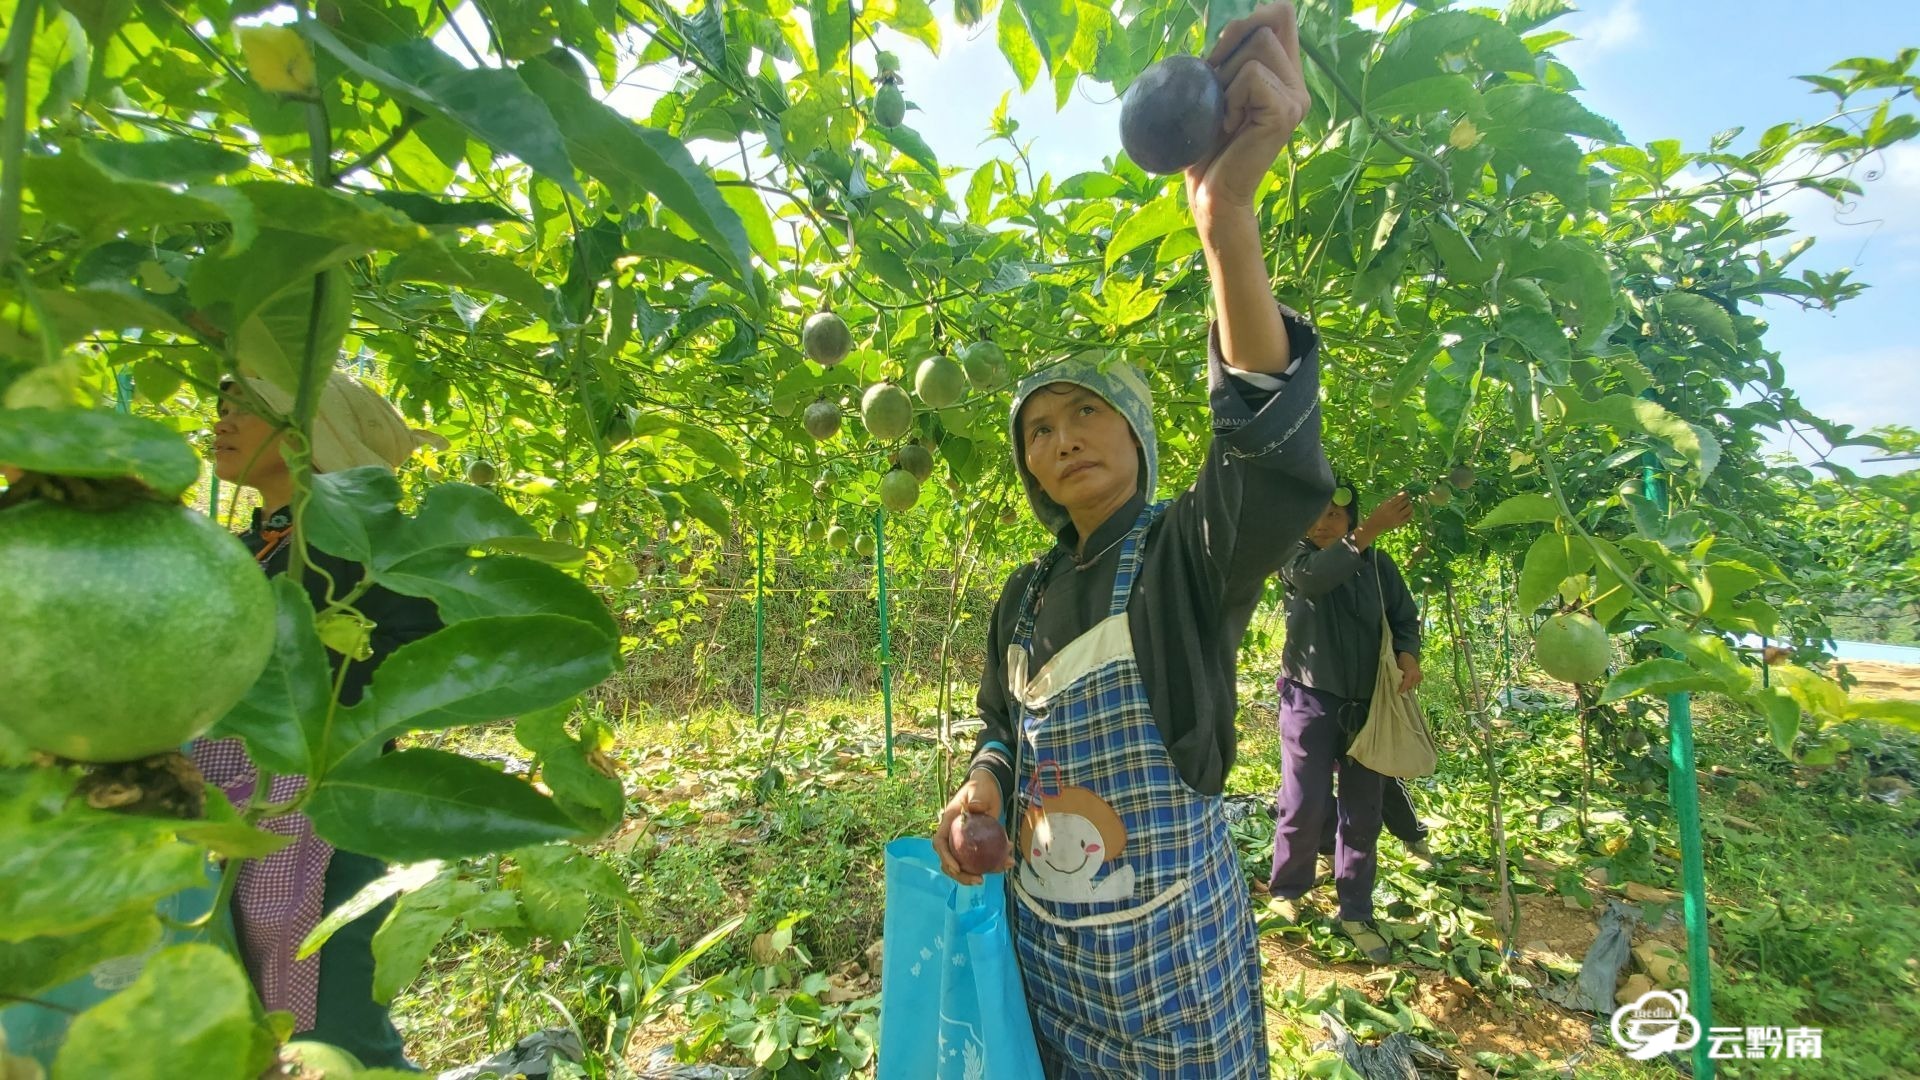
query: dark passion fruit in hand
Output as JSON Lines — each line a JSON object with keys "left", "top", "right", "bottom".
{"left": 948, "top": 811, "right": 1010, "bottom": 876}
{"left": 1119, "top": 55, "right": 1226, "bottom": 175}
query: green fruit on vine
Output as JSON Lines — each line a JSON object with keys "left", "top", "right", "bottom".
{"left": 1624, "top": 728, "right": 1651, "bottom": 751}
{"left": 826, "top": 523, "right": 852, "bottom": 550}
{"left": 805, "top": 520, "right": 827, "bottom": 543}
{"left": 1331, "top": 487, "right": 1353, "bottom": 507}
{"left": 0, "top": 498, "right": 274, "bottom": 763}
{"left": 861, "top": 382, "right": 913, "bottom": 441}
{"left": 1448, "top": 116, "right": 1481, "bottom": 150}
{"left": 466, "top": 460, "right": 498, "bottom": 485}
{"left": 802, "top": 311, "right": 853, "bottom": 367}
{"left": 1369, "top": 384, "right": 1394, "bottom": 411}
{"left": 281, "top": 1040, "right": 364, "bottom": 1078}
{"left": 1425, "top": 486, "right": 1452, "bottom": 508}
{"left": 1119, "top": 55, "right": 1226, "bottom": 175}
{"left": 878, "top": 468, "right": 921, "bottom": 513}
{"left": 914, "top": 354, "right": 967, "bottom": 408}
{"left": 896, "top": 443, "right": 935, "bottom": 483}
{"left": 1448, "top": 464, "right": 1476, "bottom": 490}
{"left": 813, "top": 477, "right": 833, "bottom": 501}
{"left": 874, "top": 83, "right": 906, "bottom": 128}
{"left": 803, "top": 401, "right": 842, "bottom": 441}
{"left": 854, "top": 529, "right": 876, "bottom": 557}
{"left": 960, "top": 341, "right": 1009, "bottom": 391}
{"left": 999, "top": 507, "right": 1019, "bottom": 525}
{"left": 1534, "top": 612, "right": 1610, "bottom": 685}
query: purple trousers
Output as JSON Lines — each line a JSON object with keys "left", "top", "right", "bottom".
{"left": 1269, "top": 678, "right": 1386, "bottom": 921}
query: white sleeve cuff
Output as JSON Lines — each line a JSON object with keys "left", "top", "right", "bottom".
{"left": 1221, "top": 356, "right": 1300, "bottom": 390}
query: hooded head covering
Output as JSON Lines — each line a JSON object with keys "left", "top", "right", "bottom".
{"left": 225, "top": 372, "right": 449, "bottom": 473}
{"left": 1008, "top": 352, "right": 1158, "bottom": 536}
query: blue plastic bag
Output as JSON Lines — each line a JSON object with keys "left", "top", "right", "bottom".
{"left": 878, "top": 837, "right": 1044, "bottom": 1079}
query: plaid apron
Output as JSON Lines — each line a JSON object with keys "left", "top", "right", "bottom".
{"left": 1006, "top": 503, "right": 1268, "bottom": 1078}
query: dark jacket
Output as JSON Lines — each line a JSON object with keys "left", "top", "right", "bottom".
{"left": 1278, "top": 539, "right": 1420, "bottom": 701}
{"left": 969, "top": 307, "right": 1333, "bottom": 798}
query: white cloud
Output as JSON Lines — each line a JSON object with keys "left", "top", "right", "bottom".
{"left": 1578, "top": 0, "right": 1645, "bottom": 52}
{"left": 1553, "top": 0, "right": 1644, "bottom": 70}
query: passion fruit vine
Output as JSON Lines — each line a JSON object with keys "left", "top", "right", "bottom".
{"left": 1119, "top": 55, "right": 1226, "bottom": 175}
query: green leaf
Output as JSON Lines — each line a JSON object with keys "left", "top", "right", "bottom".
{"left": 509, "top": 842, "right": 633, "bottom": 939}
{"left": 866, "top": 0, "right": 941, "bottom": 51}
{"left": 1368, "top": 75, "right": 1483, "bottom": 120}
{"left": 675, "top": 481, "right": 732, "bottom": 535}
{"left": 298, "top": 860, "right": 444, "bottom": 960}
{"left": 31, "top": 284, "right": 195, "bottom": 347}
{"left": 361, "top": 190, "right": 519, "bottom": 229}
{"left": 810, "top": 0, "right": 850, "bottom": 71}
{"left": 208, "top": 576, "right": 330, "bottom": 775}
{"left": 626, "top": 226, "right": 756, "bottom": 302}
{"left": 57, "top": 0, "right": 136, "bottom": 48}
{"left": 1751, "top": 689, "right": 1802, "bottom": 754}
{"left": 1518, "top": 531, "right": 1586, "bottom": 613}
{"left": 1659, "top": 291, "right": 1736, "bottom": 346}
{"left": 52, "top": 944, "right": 265, "bottom": 1080}
{"left": 24, "top": 152, "right": 249, "bottom": 242}
{"left": 518, "top": 60, "right": 752, "bottom": 280}
{"left": 1013, "top": 0, "right": 1077, "bottom": 75}
{"left": 1572, "top": 395, "right": 1722, "bottom": 479}
{"left": 1845, "top": 697, "right": 1920, "bottom": 732}
{"left": 1476, "top": 494, "right": 1559, "bottom": 530}
{"left": 661, "top": 421, "right": 746, "bottom": 478}
{"left": 368, "top": 871, "right": 479, "bottom": 1002}
{"left": 303, "top": 24, "right": 581, "bottom": 199}
{"left": 997, "top": 0, "right": 1042, "bottom": 91}
{"left": 0, "top": 809, "right": 205, "bottom": 942}
{"left": 0, "top": 909, "right": 160, "bottom": 999}
{"left": 385, "top": 242, "right": 552, "bottom": 312}
{"left": 379, "top": 550, "right": 619, "bottom": 640}
{"left": 308, "top": 749, "right": 583, "bottom": 863}
{"left": 1484, "top": 84, "right": 1624, "bottom": 143}
{"left": 0, "top": 407, "right": 198, "bottom": 497}
{"left": 174, "top": 789, "right": 294, "bottom": 860}
{"left": 334, "top": 615, "right": 618, "bottom": 757}
{"left": 515, "top": 705, "right": 626, "bottom": 833}
{"left": 1600, "top": 658, "right": 1726, "bottom": 703}
{"left": 236, "top": 182, "right": 430, "bottom": 251}
{"left": 1105, "top": 193, "right": 1186, "bottom": 268}
{"left": 77, "top": 138, "right": 248, "bottom": 183}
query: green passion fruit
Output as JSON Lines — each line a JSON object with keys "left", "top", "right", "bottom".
{"left": 0, "top": 498, "right": 274, "bottom": 762}
{"left": 861, "top": 383, "right": 913, "bottom": 442}
{"left": 959, "top": 341, "right": 1009, "bottom": 392}
{"left": 914, "top": 355, "right": 967, "bottom": 409}
{"left": 802, "top": 312, "right": 853, "bottom": 367}
{"left": 803, "top": 401, "right": 843, "bottom": 441}
{"left": 895, "top": 443, "right": 935, "bottom": 483}
{"left": 1534, "top": 612, "right": 1610, "bottom": 684}
{"left": 878, "top": 468, "right": 922, "bottom": 513}
{"left": 874, "top": 82, "right": 906, "bottom": 128}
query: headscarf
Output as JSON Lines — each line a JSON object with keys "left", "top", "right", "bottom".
{"left": 1007, "top": 352, "right": 1158, "bottom": 536}
{"left": 226, "top": 372, "right": 448, "bottom": 472}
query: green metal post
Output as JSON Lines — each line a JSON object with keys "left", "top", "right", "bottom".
{"left": 1645, "top": 459, "right": 1715, "bottom": 1079}
{"left": 113, "top": 370, "right": 133, "bottom": 412}
{"left": 754, "top": 529, "right": 765, "bottom": 723}
{"left": 875, "top": 508, "right": 895, "bottom": 775}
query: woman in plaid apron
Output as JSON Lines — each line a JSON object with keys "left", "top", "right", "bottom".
{"left": 1005, "top": 502, "right": 1267, "bottom": 1075}
{"left": 932, "top": 7, "right": 1336, "bottom": 1073}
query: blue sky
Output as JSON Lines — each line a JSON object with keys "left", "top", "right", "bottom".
{"left": 861, "top": 1, "right": 1920, "bottom": 475}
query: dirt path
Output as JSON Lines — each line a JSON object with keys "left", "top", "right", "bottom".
{"left": 1835, "top": 658, "right": 1920, "bottom": 701}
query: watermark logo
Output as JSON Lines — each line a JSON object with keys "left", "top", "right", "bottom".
{"left": 1611, "top": 990, "right": 1825, "bottom": 1060}
{"left": 1611, "top": 989, "right": 1701, "bottom": 1060}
